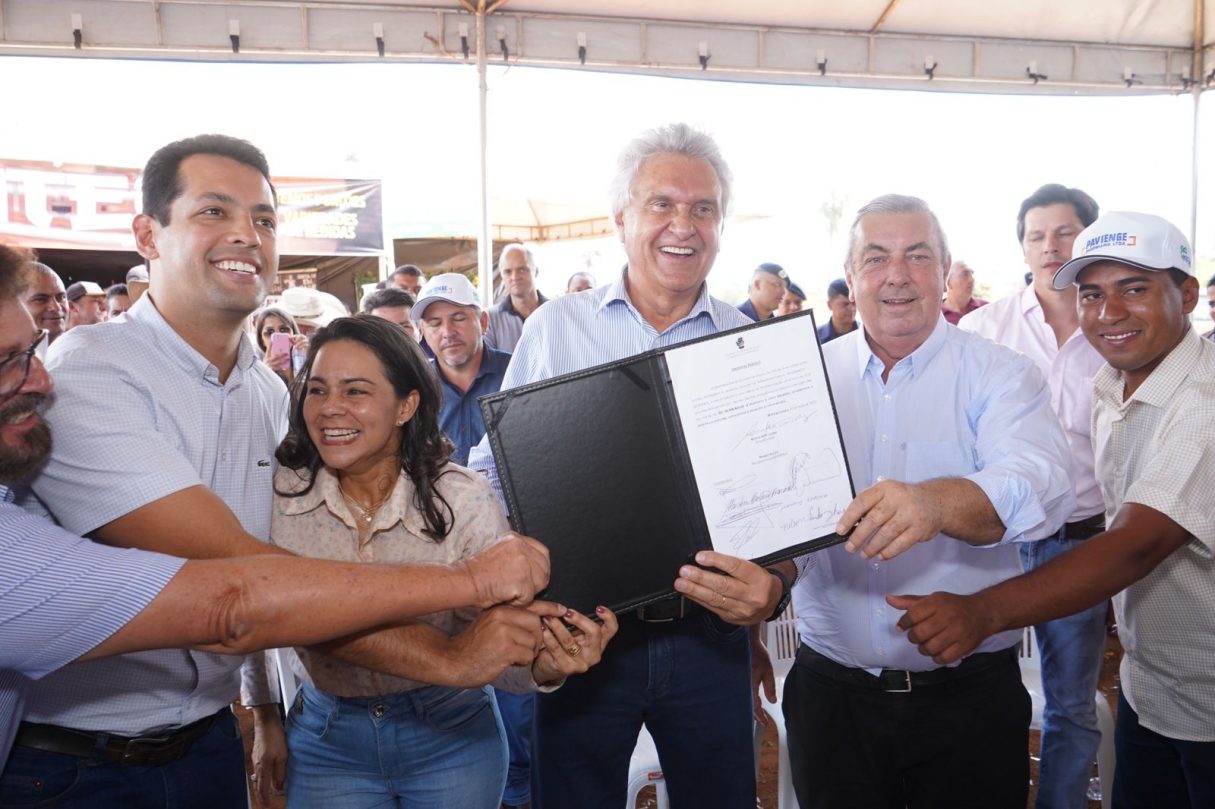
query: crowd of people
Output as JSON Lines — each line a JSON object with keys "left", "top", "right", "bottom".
{"left": 1, "top": 121, "right": 1212, "bottom": 809}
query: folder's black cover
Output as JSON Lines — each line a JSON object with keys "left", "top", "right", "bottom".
{"left": 480, "top": 310, "right": 850, "bottom": 615}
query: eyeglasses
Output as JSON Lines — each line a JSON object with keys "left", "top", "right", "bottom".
{"left": 0, "top": 330, "right": 48, "bottom": 398}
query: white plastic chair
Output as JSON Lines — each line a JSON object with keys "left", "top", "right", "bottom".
{"left": 1018, "top": 627, "right": 1115, "bottom": 809}
{"left": 625, "top": 725, "right": 670, "bottom": 808}
{"left": 755, "top": 606, "right": 801, "bottom": 809}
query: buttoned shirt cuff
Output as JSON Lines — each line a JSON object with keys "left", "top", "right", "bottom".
{"left": 239, "top": 650, "right": 280, "bottom": 707}
{"left": 965, "top": 469, "right": 1067, "bottom": 544}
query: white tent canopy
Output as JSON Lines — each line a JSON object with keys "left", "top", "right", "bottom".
{"left": 2, "top": 0, "right": 1212, "bottom": 94}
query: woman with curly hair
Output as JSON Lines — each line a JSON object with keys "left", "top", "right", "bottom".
{"left": 249, "top": 315, "right": 616, "bottom": 809}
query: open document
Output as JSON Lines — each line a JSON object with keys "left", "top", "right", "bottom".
{"left": 664, "top": 314, "right": 852, "bottom": 560}
{"left": 480, "top": 310, "right": 854, "bottom": 614}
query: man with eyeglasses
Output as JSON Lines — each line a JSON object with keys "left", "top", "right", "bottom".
{"left": 19, "top": 261, "right": 67, "bottom": 345}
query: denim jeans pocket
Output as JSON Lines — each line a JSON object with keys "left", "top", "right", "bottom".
{"left": 0, "top": 749, "right": 83, "bottom": 807}
{"left": 700, "top": 611, "right": 748, "bottom": 644}
{"left": 287, "top": 687, "right": 335, "bottom": 741}
{"left": 418, "top": 686, "right": 494, "bottom": 733}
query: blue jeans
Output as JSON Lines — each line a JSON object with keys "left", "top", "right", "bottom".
{"left": 492, "top": 690, "right": 534, "bottom": 806}
{"left": 0, "top": 709, "right": 246, "bottom": 808}
{"left": 532, "top": 610, "right": 755, "bottom": 809}
{"left": 1021, "top": 535, "right": 1108, "bottom": 809}
{"left": 285, "top": 682, "right": 507, "bottom": 809}
{"left": 1113, "top": 691, "right": 1215, "bottom": 809}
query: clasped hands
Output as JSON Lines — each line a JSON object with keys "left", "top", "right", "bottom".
{"left": 453, "top": 531, "right": 617, "bottom": 686}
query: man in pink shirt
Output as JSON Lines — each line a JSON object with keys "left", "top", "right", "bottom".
{"left": 958, "top": 183, "right": 1105, "bottom": 809}
{"left": 940, "top": 260, "right": 987, "bottom": 324}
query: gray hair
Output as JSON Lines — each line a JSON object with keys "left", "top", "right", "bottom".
{"left": 609, "top": 123, "right": 732, "bottom": 219}
{"left": 497, "top": 243, "right": 536, "bottom": 271}
{"left": 845, "top": 194, "right": 949, "bottom": 270}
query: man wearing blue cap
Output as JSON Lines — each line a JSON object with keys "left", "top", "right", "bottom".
{"left": 737, "top": 262, "right": 787, "bottom": 321}
{"left": 894, "top": 210, "right": 1215, "bottom": 809}
{"left": 777, "top": 280, "right": 806, "bottom": 316}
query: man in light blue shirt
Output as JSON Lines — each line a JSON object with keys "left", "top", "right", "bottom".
{"left": 469, "top": 123, "right": 789, "bottom": 809}
{"left": 778, "top": 194, "right": 1074, "bottom": 809}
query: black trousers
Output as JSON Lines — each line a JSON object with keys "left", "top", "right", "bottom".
{"left": 783, "top": 647, "right": 1030, "bottom": 809}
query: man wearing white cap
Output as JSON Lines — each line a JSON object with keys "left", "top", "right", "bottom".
{"left": 64, "top": 281, "right": 108, "bottom": 330}
{"left": 414, "top": 273, "right": 510, "bottom": 466}
{"left": 276, "top": 285, "right": 347, "bottom": 335}
{"left": 895, "top": 211, "right": 1215, "bottom": 809}
{"left": 125, "top": 264, "right": 149, "bottom": 304}
{"left": 958, "top": 184, "right": 1106, "bottom": 809}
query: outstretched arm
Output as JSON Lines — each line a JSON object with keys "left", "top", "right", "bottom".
{"left": 890, "top": 503, "right": 1188, "bottom": 665}
{"left": 81, "top": 534, "right": 550, "bottom": 661}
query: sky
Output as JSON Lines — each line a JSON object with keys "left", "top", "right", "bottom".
{"left": 1, "top": 54, "right": 1211, "bottom": 324}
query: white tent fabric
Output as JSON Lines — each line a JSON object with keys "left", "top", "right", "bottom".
{"left": 3, "top": 1, "right": 1211, "bottom": 94}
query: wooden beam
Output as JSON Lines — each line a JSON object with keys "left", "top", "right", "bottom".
{"left": 869, "top": 0, "right": 901, "bottom": 34}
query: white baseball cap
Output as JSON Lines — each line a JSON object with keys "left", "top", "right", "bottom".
{"left": 411, "top": 273, "right": 480, "bottom": 320}
{"left": 1053, "top": 211, "right": 1193, "bottom": 289}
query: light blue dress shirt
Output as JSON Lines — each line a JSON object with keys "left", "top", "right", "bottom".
{"left": 484, "top": 291, "right": 549, "bottom": 355}
{"left": 792, "top": 317, "right": 1074, "bottom": 673}
{"left": 469, "top": 271, "right": 753, "bottom": 494}
{"left": 23, "top": 295, "right": 288, "bottom": 733}
{"left": 0, "top": 492, "right": 182, "bottom": 761}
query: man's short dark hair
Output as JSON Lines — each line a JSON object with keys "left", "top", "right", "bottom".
{"left": 361, "top": 286, "right": 416, "bottom": 314}
{"left": 390, "top": 264, "right": 423, "bottom": 281}
{"left": 827, "top": 278, "right": 850, "bottom": 299}
{"left": 1206, "top": 273, "right": 1215, "bottom": 288}
{"left": 141, "top": 134, "right": 274, "bottom": 225}
{"left": 0, "top": 244, "right": 33, "bottom": 299}
{"left": 1164, "top": 268, "right": 1192, "bottom": 288}
{"left": 1016, "top": 184, "right": 1099, "bottom": 244}
{"left": 105, "top": 283, "right": 128, "bottom": 300}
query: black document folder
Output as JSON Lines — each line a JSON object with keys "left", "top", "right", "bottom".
{"left": 479, "top": 309, "right": 854, "bottom": 615}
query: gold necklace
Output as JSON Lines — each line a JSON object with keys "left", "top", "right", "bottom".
{"left": 338, "top": 482, "right": 394, "bottom": 527}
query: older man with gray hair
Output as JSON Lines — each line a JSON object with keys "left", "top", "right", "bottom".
{"left": 470, "top": 123, "right": 782, "bottom": 808}
{"left": 485, "top": 244, "right": 547, "bottom": 353}
{"left": 776, "top": 194, "right": 1074, "bottom": 809}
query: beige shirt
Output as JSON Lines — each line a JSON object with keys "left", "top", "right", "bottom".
{"left": 269, "top": 463, "right": 537, "bottom": 698}
{"left": 1092, "top": 327, "right": 1215, "bottom": 741}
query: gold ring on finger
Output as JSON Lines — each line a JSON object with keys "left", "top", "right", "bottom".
{"left": 566, "top": 643, "right": 582, "bottom": 657}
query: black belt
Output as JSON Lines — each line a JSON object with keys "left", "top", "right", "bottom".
{"left": 634, "top": 595, "right": 702, "bottom": 623}
{"left": 14, "top": 709, "right": 224, "bottom": 767}
{"left": 1062, "top": 513, "right": 1105, "bottom": 541}
{"left": 795, "top": 645, "right": 1018, "bottom": 693}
